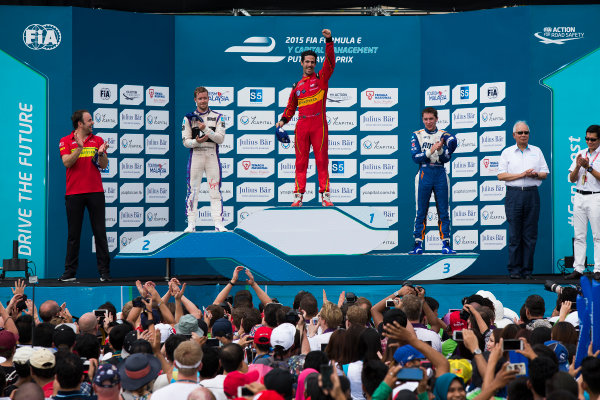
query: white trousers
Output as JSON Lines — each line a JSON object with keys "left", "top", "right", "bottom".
{"left": 573, "top": 192, "right": 600, "bottom": 272}
{"left": 185, "top": 147, "right": 223, "bottom": 227}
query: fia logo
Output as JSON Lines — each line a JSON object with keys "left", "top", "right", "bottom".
{"left": 23, "top": 24, "right": 61, "bottom": 50}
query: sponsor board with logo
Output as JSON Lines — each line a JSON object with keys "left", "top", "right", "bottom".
{"left": 236, "top": 182, "right": 274, "bottom": 202}
{"left": 330, "top": 183, "right": 357, "bottom": 203}
{"left": 452, "top": 108, "right": 477, "bottom": 130}
{"left": 480, "top": 205, "right": 506, "bottom": 226}
{"left": 452, "top": 156, "right": 478, "bottom": 177}
{"left": 96, "top": 132, "right": 117, "bottom": 154}
{"left": 198, "top": 181, "right": 234, "bottom": 203}
{"left": 453, "top": 230, "right": 478, "bottom": 250}
{"left": 436, "top": 109, "right": 450, "bottom": 130}
{"left": 206, "top": 87, "right": 234, "bottom": 107}
{"left": 195, "top": 206, "right": 234, "bottom": 227}
{"left": 120, "top": 109, "right": 144, "bottom": 130}
{"left": 480, "top": 82, "right": 505, "bottom": 103}
{"left": 237, "top": 207, "right": 268, "bottom": 223}
{"left": 425, "top": 230, "right": 443, "bottom": 251}
{"left": 480, "top": 229, "right": 507, "bottom": 250}
{"left": 119, "top": 158, "right": 144, "bottom": 179}
{"left": 119, "top": 207, "right": 144, "bottom": 227}
{"left": 100, "top": 157, "right": 117, "bottom": 179}
{"left": 94, "top": 231, "right": 118, "bottom": 253}
{"left": 103, "top": 182, "right": 118, "bottom": 203}
{"left": 278, "top": 134, "right": 296, "bottom": 154}
{"left": 146, "top": 159, "right": 169, "bottom": 179}
{"left": 238, "top": 110, "right": 274, "bottom": 130}
{"left": 93, "top": 83, "right": 117, "bottom": 104}
{"left": 237, "top": 87, "right": 275, "bottom": 107}
{"left": 214, "top": 110, "right": 234, "bottom": 130}
{"left": 534, "top": 26, "right": 584, "bottom": 45}
{"left": 119, "top": 231, "right": 144, "bottom": 251}
{"left": 452, "top": 181, "right": 478, "bottom": 202}
{"left": 145, "top": 183, "right": 169, "bottom": 203}
{"left": 145, "top": 207, "right": 169, "bottom": 227}
{"left": 120, "top": 85, "right": 144, "bottom": 105}
{"left": 327, "top": 88, "right": 357, "bottom": 108}
{"left": 375, "top": 230, "right": 398, "bottom": 251}
{"left": 359, "top": 159, "right": 398, "bottom": 179}
{"left": 278, "top": 182, "right": 316, "bottom": 203}
{"left": 220, "top": 158, "right": 234, "bottom": 178}
{"left": 146, "top": 86, "right": 169, "bottom": 106}
{"left": 93, "top": 108, "right": 118, "bottom": 129}
{"left": 360, "top": 88, "right": 398, "bottom": 108}
{"left": 424, "top": 85, "right": 450, "bottom": 106}
{"left": 120, "top": 182, "right": 144, "bottom": 203}
{"left": 329, "top": 159, "right": 357, "bottom": 179}
{"left": 145, "top": 134, "right": 169, "bottom": 155}
{"left": 237, "top": 134, "right": 275, "bottom": 154}
{"left": 326, "top": 111, "right": 357, "bottom": 131}
{"left": 278, "top": 87, "right": 292, "bottom": 107}
{"left": 454, "top": 131, "right": 478, "bottom": 153}
{"left": 480, "top": 180, "right": 506, "bottom": 201}
{"left": 360, "top": 183, "right": 398, "bottom": 203}
{"left": 480, "top": 130, "right": 506, "bottom": 152}
{"left": 146, "top": 110, "right": 169, "bottom": 131}
{"left": 105, "top": 207, "right": 117, "bottom": 228}
{"left": 480, "top": 106, "right": 506, "bottom": 128}
{"left": 361, "top": 135, "right": 398, "bottom": 155}
{"left": 23, "top": 23, "right": 61, "bottom": 50}
{"left": 218, "top": 134, "right": 234, "bottom": 154}
{"left": 278, "top": 158, "right": 315, "bottom": 179}
{"left": 278, "top": 113, "right": 298, "bottom": 132}
{"left": 329, "top": 135, "right": 357, "bottom": 155}
{"left": 480, "top": 155, "right": 501, "bottom": 176}
{"left": 120, "top": 133, "right": 144, "bottom": 154}
{"left": 237, "top": 158, "right": 275, "bottom": 178}
{"left": 360, "top": 111, "right": 398, "bottom": 131}
{"left": 371, "top": 207, "right": 399, "bottom": 226}
{"left": 426, "top": 206, "right": 439, "bottom": 227}
{"left": 452, "top": 205, "right": 478, "bottom": 226}
{"left": 452, "top": 84, "right": 477, "bottom": 105}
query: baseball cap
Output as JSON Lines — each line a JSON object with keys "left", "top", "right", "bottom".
{"left": 254, "top": 326, "right": 273, "bottom": 345}
{"left": 155, "top": 323, "right": 174, "bottom": 343}
{"left": 93, "top": 363, "right": 121, "bottom": 388}
{"left": 393, "top": 345, "right": 425, "bottom": 366}
{"left": 13, "top": 346, "right": 34, "bottom": 364}
{"left": 121, "top": 330, "right": 138, "bottom": 359}
{"left": 0, "top": 330, "right": 17, "bottom": 351}
{"left": 30, "top": 348, "right": 56, "bottom": 369}
{"left": 448, "top": 311, "right": 468, "bottom": 333}
{"left": 53, "top": 325, "right": 76, "bottom": 348}
{"left": 270, "top": 323, "right": 296, "bottom": 351}
{"left": 212, "top": 318, "right": 233, "bottom": 338}
{"left": 223, "top": 370, "right": 260, "bottom": 398}
{"left": 449, "top": 359, "right": 473, "bottom": 383}
{"left": 174, "top": 314, "right": 205, "bottom": 337}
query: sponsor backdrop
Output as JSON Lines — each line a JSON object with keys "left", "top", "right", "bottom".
{"left": 1, "top": 5, "right": 598, "bottom": 278}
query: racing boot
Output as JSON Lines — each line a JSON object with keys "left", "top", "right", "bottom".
{"left": 291, "top": 193, "right": 303, "bottom": 207}
{"left": 184, "top": 215, "right": 196, "bottom": 233}
{"left": 408, "top": 240, "right": 423, "bottom": 255}
{"left": 441, "top": 239, "right": 456, "bottom": 255}
{"left": 321, "top": 192, "right": 334, "bottom": 207}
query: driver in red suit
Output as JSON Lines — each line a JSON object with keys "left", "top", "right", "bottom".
{"left": 276, "top": 28, "right": 335, "bottom": 207}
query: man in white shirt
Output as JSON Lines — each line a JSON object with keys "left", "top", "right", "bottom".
{"left": 567, "top": 125, "right": 600, "bottom": 280}
{"left": 151, "top": 341, "right": 202, "bottom": 400}
{"left": 400, "top": 295, "right": 442, "bottom": 353}
{"left": 497, "top": 121, "right": 549, "bottom": 279}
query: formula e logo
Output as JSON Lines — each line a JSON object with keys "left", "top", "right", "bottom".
{"left": 23, "top": 24, "right": 61, "bottom": 50}
{"left": 225, "top": 37, "right": 285, "bottom": 62}
{"left": 242, "top": 160, "right": 252, "bottom": 170}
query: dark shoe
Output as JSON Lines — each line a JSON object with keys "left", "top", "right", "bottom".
{"left": 565, "top": 271, "right": 582, "bottom": 280}
{"left": 509, "top": 274, "right": 521, "bottom": 279}
{"left": 100, "top": 274, "right": 112, "bottom": 282}
{"left": 58, "top": 273, "right": 76, "bottom": 282}
{"left": 524, "top": 274, "right": 533, "bottom": 280}
{"left": 593, "top": 272, "right": 600, "bottom": 281}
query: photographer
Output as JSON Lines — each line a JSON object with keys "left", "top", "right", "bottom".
{"left": 547, "top": 284, "right": 579, "bottom": 327}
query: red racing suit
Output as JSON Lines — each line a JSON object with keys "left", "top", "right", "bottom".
{"left": 280, "top": 38, "right": 335, "bottom": 194}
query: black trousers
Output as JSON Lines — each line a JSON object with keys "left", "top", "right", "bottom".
{"left": 504, "top": 186, "right": 540, "bottom": 276}
{"left": 64, "top": 192, "right": 110, "bottom": 276}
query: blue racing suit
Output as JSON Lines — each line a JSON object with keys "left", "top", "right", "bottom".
{"left": 410, "top": 128, "right": 457, "bottom": 242}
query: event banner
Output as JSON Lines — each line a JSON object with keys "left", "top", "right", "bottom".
{"left": 0, "top": 5, "right": 599, "bottom": 278}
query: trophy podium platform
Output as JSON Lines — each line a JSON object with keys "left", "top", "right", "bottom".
{"left": 116, "top": 207, "right": 478, "bottom": 281}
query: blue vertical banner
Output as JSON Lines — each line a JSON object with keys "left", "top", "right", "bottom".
{"left": 0, "top": 49, "right": 47, "bottom": 273}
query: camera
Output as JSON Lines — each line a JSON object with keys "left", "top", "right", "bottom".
{"left": 345, "top": 292, "right": 357, "bottom": 305}
{"left": 544, "top": 280, "right": 581, "bottom": 295}
{"left": 459, "top": 309, "right": 470, "bottom": 321}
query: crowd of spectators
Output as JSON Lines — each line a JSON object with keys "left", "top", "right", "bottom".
{"left": 0, "top": 266, "right": 596, "bottom": 400}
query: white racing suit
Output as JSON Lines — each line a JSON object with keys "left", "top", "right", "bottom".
{"left": 182, "top": 108, "right": 226, "bottom": 231}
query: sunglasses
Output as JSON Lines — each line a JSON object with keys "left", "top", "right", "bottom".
{"left": 515, "top": 131, "right": 529, "bottom": 135}
{"left": 585, "top": 137, "right": 598, "bottom": 142}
